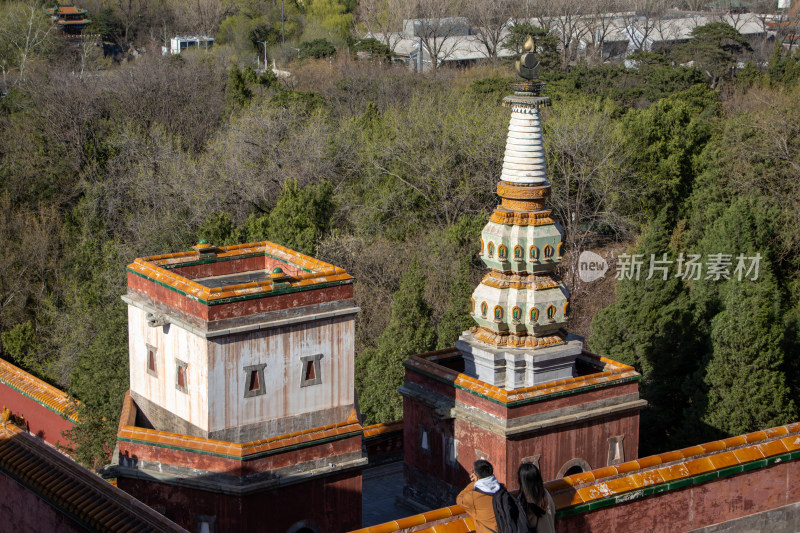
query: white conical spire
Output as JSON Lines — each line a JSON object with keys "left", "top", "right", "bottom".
{"left": 500, "top": 104, "right": 548, "bottom": 185}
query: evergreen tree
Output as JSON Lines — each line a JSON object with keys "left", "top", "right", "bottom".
{"left": 671, "top": 22, "right": 751, "bottom": 88}
{"left": 590, "top": 213, "right": 702, "bottom": 453}
{"left": 622, "top": 85, "right": 718, "bottom": 222}
{"left": 225, "top": 65, "right": 252, "bottom": 112}
{"left": 262, "top": 178, "right": 333, "bottom": 255}
{"left": 356, "top": 260, "right": 436, "bottom": 424}
{"left": 699, "top": 278, "right": 797, "bottom": 436}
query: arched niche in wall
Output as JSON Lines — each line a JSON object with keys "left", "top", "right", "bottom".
{"left": 557, "top": 458, "right": 592, "bottom": 479}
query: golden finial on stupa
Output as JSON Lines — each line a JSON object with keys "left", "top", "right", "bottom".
{"left": 516, "top": 35, "right": 540, "bottom": 80}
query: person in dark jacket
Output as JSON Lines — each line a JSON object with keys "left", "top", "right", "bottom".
{"left": 517, "top": 462, "right": 556, "bottom": 533}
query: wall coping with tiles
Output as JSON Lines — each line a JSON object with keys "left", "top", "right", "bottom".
{"left": 116, "top": 391, "right": 363, "bottom": 461}
{"left": 127, "top": 241, "right": 353, "bottom": 306}
{"left": 0, "top": 358, "right": 79, "bottom": 423}
{"left": 404, "top": 348, "right": 640, "bottom": 407}
{"left": 363, "top": 420, "right": 403, "bottom": 439}
{"left": 351, "top": 421, "right": 800, "bottom": 533}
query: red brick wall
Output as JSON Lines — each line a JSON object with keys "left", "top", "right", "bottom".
{"left": 556, "top": 459, "right": 800, "bottom": 532}
{"left": 0, "top": 382, "right": 75, "bottom": 448}
{"left": 0, "top": 473, "right": 86, "bottom": 533}
{"left": 403, "top": 366, "right": 641, "bottom": 504}
{"left": 118, "top": 469, "right": 362, "bottom": 533}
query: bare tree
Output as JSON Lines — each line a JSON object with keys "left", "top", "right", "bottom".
{"left": 466, "top": 0, "right": 513, "bottom": 59}
{"left": 618, "top": 0, "right": 668, "bottom": 52}
{"left": 542, "top": 0, "right": 588, "bottom": 65}
{"left": 358, "top": 0, "right": 406, "bottom": 52}
{"left": 579, "top": 0, "right": 621, "bottom": 63}
{"left": 545, "top": 100, "right": 635, "bottom": 291}
{"left": 408, "top": 0, "right": 467, "bottom": 70}
{"left": 0, "top": 1, "right": 56, "bottom": 85}
{"left": 172, "top": 0, "right": 231, "bottom": 36}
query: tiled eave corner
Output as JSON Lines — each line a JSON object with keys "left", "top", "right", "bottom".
{"left": 0, "top": 358, "right": 80, "bottom": 423}
{"left": 403, "top": 348, "right": 640, "bottom": 406}
{"left": 117, "top": 391, "right": 363, "bottom": 461}
{"left": 127, "top": 241, "right": 353, "bottom": 305}
{"left": 353, "top": 421, "right": 800, "bottom": 533}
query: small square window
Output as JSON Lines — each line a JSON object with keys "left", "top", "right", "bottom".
{"left": 175, "top": 359, "right": 188, "bottom": 393}
{"left": 146, "top": 344, "right": 158, "bottom": 377}
{"left": 243, "top": 364, "right": 266, "bottom": 398}
{"left": 300, "top": 354, "right": 323, "bottom": 387}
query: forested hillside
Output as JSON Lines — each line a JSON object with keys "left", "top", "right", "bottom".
{"left": 1, "top": 1, "right": 799, "bottom": 465}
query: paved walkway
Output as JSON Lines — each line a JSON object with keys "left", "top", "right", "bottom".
{"left": 361, "top": 461, "right": 413, "bottom": 527}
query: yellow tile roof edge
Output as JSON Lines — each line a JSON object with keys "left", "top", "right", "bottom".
{"left": 405, "top": 350, "right": 639, "bottom": 404}
{"left": 349, "top": 421, "right": 800, "bottom": 533}
{"left": 363, "top": 420, "right": 404, "bottom": 438}
{"left": 128, "top": 241, "right": 353, "bottom": 301}
{"left": 0, "top": 358, "right": 80, "bottom": 423}
{"left": 118, "top": 396, "right": 363, "bottom": 458}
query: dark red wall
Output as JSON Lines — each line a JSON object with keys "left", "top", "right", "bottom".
{"left": 0, "top": 381, "right": 75, "bottom": 448}
{"left": 118, "top": 469, "right": 362, "bottom": 533}
{"left": 118, "top": 434, "right": 362, "bottom": 476}
{"left": 403, "top": 366, "right": 641, "bottom": 500}
{"left": 0, "top": 473, "right": 87, "bottom": 533}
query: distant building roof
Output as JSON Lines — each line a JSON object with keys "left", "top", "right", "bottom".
{"left": 0, "top": 421, "right": 187, "bottom": 532}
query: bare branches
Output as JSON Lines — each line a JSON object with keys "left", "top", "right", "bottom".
{"left": 466, "top": 0, "right": 513, "bottom": 59}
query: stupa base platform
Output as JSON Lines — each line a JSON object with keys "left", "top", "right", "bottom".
{"left": 456, "top": 331, "right": 583, "bottom": 390}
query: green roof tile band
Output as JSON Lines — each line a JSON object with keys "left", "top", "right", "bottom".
{"left": 118, "top": 430, "right": 363, "bottom": 461}
{"left": 127, "top": 268, "right": 353, "bottom": 306}
{"left": 404, "top": 361, "right": 641, "bottom": 407}
{"left": 555, "top": 449, "right": 800, "bottom": 519}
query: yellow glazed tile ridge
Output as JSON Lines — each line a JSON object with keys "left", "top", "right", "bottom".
{"left": 0, "top": 358, "right": 80, "bottom": 422}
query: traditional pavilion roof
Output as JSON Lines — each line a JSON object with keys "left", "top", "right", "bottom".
{"left": 0, "top": 357, "right": 79, "bottom": 423}
{"left": 351, "top": 421, "right": 800, "bottom": 533}
{"left": 0, "top": 421, "right": 186, "bottom": 532}
{"left": 127, "top": 241, "right": 352, "bottom": 307}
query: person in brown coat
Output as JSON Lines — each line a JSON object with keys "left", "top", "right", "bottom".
{"left": 457, "top": 459, "right": 501, "bottom": 533}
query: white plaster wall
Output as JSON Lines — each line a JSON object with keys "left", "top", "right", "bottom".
{"left": 127, "top": 306, "right": 209, "bottom": 431}
{"left": 206, "top": 316, "right": 355, "bottom": 434}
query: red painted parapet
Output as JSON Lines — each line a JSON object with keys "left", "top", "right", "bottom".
{"left": 0, "top": 358, "right": 79, "bottom": 448}
{"left": 354, "top": 421, "right": 800, "bottom": 533}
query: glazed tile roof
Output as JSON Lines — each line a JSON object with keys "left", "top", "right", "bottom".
{"left": 351, "top": 421, "right": 800, "bottom": 533}
{"left": 0, "top": 357, "right": 80, "bottom": 423}
{"left": 363, "top": 420, "right": 403, "bottom": 439}
{"left": 404, "top": 349, "right": 640, "bottom": 405}
{"left": 127, "top": 241, "right": 352, "bottom": 305}
{"left": 117, "top": 391, "right": 362, "bottom": 460}
{"left": 0, "top": 422, "right": 186, "bottom": 532}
